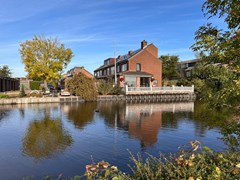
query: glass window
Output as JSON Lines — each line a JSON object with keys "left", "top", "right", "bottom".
{"left": 122, "top": 64, "right": 127, "bottom": 72}
{"left": 111, "top": 66, "right": 115, "bottom": 74}
{"left": 136, "top": 63, "right": 141, "bottom": 71}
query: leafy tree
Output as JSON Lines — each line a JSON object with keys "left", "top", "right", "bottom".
{"left": 192, "top": 0, "right": 240, "bottom": 72}
{"left": 191, "top": 63, "right": 240, "bottom": 107}
{"left": 203, "top": 0, "right": 240, "bottom": 29}
{"left": 19, "top": 35, "right": 73, "bottom": 87}
{"left": 0, "top": 65, "right": 12, "bottom": 77}
{"left": 66, "top": 73, "right": 97, "bottom": 101}
{"left": 190, "top": 0, "right": 240, "bottom": 108}
{"left": 159, "top": 55, "right": 179, "bottom": 82}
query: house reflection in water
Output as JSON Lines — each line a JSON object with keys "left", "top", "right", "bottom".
{"left": 98, "top": 102, "right": 194, "bottom": 148}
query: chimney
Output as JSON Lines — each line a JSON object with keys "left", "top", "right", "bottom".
{"left": 141, "top": 40, "right": 147, "bottom": 49}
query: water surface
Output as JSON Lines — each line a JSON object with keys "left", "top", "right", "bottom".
{"left": 0, "top": 101, "right": 232, "bottom": 179}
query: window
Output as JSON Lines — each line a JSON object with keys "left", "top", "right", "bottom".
{"left": 122, "top": 63, "right": 128, "bottom": 72}
{"left": 136, "top": 63, "right": 141, "bottom": 71}
{"left": 117, "top": 65, "right": 120, "bottom": 73}
{"left": 111, "top": 66, "right": 115, "bottom": 74}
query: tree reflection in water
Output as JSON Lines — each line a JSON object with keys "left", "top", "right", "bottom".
{"left": 22, "top": 116, "right": 73, "bottom": 160}
{"left": 66, "top": 102, "right": 97, "bottom": 129}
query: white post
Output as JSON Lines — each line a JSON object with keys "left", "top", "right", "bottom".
{"left": 192, "top": 85, "right": 194, "bottom": 92}
{"left": 172, "top": 85, "right": 175, "bottom": 91}
{"left": 125, "top": 85, "right": 128, "bottom": 95}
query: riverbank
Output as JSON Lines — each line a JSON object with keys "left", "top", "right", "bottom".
{"left": 0, "top": 93, "right": 196, "bottom": 105}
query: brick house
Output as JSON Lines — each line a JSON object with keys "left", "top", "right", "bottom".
{"left": 61, "top": 66, "right": 94, "bottom": 89}
{"left": 67, "top": 66, "right": 93, "bottom": 79}
{"left": 94, "top": 40, "right": 162, "bottom": 87}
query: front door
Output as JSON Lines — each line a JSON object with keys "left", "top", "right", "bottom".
{"left": 140, "top": 77, "right": 150, "bottom": 87}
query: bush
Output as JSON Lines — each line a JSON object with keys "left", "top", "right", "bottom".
{"left": 30, "top": 81, "right": 41, "bottom": 90}
{"left": 19, "top": 84, "right": 26, "bottom": 97}
{"left": 97, "top": 80, "right": 114, "bottom": 95}
{"left": 123, "top": 141, "right": 240, "bottom": 180}
{"left": 66, "top": 73, "right": 97, "bottom": 101}
{"left": 0, "top": 94, "right": 9, "bottom": 98}
{"left": 111, "top": 84, "right": 123, "bottom": 95}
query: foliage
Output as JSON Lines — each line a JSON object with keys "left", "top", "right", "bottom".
{"left": 19, "top": 35, "right": 73, "bottom": 86}
{"left": 23, "top": 140, "right": 240, "bottom": 179}
{"left": 122, "top": 141, "right": 240, "bottom": 180}
{"left": 0, "top": 94, "right": 10, "bottom": 98}
{"left": 159, "top": 55, "right": 179, "bottom": 81}
{"left": 19, "top": 84, "right": 26, "bottom": 97}
{"left": 191, "top": 24, "right": 240, "bottom": 72}
{"left": 221, "top": 122, "right": 240, "bottom": 152}
{"left": 190, "top": 63, "right": 240, "bottom": 107}
{"left": 97, "top": 80, "right": 114, "bottom": 95}
{"left": 30, "top": 81, "right": 41, "bottom": 90}
{"left": 203, "top": 0, "right": 240, "bottom": 29}
{"left": 192, "top": 0, "right": 240, "bottom": 72}
{"left": 85, "top": 161, "right": 124, "bottom": 180}
{"left": 111, "top": 84, "right": 123, "bottom": 95}
{"left": 0, "top": 65, "right": 12, "bottom": 77}
{"left": 66, "top": 73, "right": 97, "bottom": 101}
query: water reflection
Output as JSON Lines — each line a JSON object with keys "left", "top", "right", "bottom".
{"left": 98, "top": 102, "right": 194, "bottom": 148}
{"left": 22, "top": 116, "right": 73, "bottom": 160}
{"left": 64, "top": 102, "right": 97, "bottom": 129}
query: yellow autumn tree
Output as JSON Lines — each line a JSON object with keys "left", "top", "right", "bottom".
{"left": 19, "top": 35, "right": 73, "bottom": 87}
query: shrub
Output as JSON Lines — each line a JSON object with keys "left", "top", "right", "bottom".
{"left": 123, "top": 141, "right": 240, "bottom": 180}
{"left": 19, "top": 84, "right": 26, "bottom": 97}
{"left": 111, "top": 84, "right": 123, "bottom": 95}
{"left": 66, "top": 73, "right": 97, "bottom": 101}
{"left": 97, "top": 80, "right": 114, "bottom": 95}
{"left": 0, "top": 94, "right": 9, "bottom": 98}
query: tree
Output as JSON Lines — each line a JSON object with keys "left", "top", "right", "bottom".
{"left": 203, "top": 0, "right": 240, "bottom": 29}
{"left": 159, "top": 55, "right": 179, "bottom": 81}
{"left": 19, "top": 35, "right": 73, "bottom": 87}
{"left": 190, "top": 0, "right": 240, "bottom": 108}
{"left": 0, "top": 65, "right": 12, "bottom": 77}
{"left": 66, "top": 73, "right": 97, "bottom": 101}
{"left": 192, "top": 0, "right": 240, "bottom": 72}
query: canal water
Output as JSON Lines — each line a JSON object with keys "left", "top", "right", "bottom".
{"left": 0, "top": 101, "right": 233, "bottom": 179}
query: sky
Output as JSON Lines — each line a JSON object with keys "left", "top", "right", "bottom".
{"left": 0, "top": 0, "right": 226, "bottom": 77}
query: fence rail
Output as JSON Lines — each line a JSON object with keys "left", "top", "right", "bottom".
{"left": 126, "top": 85, "right": 194, "bottom": 95}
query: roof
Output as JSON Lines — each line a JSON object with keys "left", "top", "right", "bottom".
{"left": 178, "top": 59, "right": 201, "bottom": 64}
{"left": 116, "top": 48, "right": 142, "bottom": 63}
{"left": 94, "top": 43, "right": 153, "bottom": 71}
{"left": 121, "top": 71, "right": 153, "bottom": 77}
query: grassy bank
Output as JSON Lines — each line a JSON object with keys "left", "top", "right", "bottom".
{"left": 24, "top": 141, "right": 240, "bottom": 180}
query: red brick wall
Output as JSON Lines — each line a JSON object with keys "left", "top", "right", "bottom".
{"left": 74, "top": 68, "right": 93, "bottom": 79}
{"left": 128, "top": 44, "right": 162, "bottom": 86}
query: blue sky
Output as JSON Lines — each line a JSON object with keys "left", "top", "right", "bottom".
{"left": 0, "top": 0, "right": 226, "bottom": 77}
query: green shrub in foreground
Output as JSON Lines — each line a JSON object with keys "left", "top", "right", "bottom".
{"left": 123, "top": 141, "right": 240, "bottom": 180}
{"left": 0, "top": 94, "right": 9, "bottom": 98}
